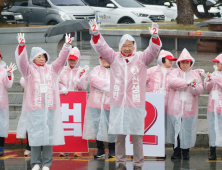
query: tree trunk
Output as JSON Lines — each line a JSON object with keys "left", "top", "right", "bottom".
{"left": 177, "top": 0, "right": 194, "bottom": 25}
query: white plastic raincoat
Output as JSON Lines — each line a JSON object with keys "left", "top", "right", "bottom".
{"left": 15, "top": 44, "right": 71, "bottom": 146}
{"left": 59, "top": 47, "right": 88, "bottom": 92}
{"left": 0, "top": 60, "right": 13, "bottom": 137}
{"left": 146, "top": 50, "right": 176, "bottom": 143}
{"left": 167, "top": 49, "right": 204, "bottom": 149}
{"left": 205, "top": 54, "right": 222, "bottom": 147}
{"left": 91, "top": 34, "right": 162, "bottom": 135}
{"left": 83, "top": 58, "right": 114, "bottom": 142}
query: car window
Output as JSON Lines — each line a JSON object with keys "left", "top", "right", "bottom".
{"left": 50, "top": 0, "right": 86, "bottom": 6}
{"left": 14, "top": 0, "right": 28, "bottom": 6}
{"left": 83, "top": 0, "right": 98, "bottom": 6}
{"left": 115, "top": 0, "right": 143, "bottom": 7}
{"left": 98, "top": 0, "right": 112, "bottom": 7}
{"left": 136, "top": 0, "right": 165, "bottom": 5}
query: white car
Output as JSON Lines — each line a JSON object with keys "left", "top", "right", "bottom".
{"left": 84, "top": 0, "right": 165, "bottom": 24}
{"left": 136, "top": 0, "right": 177, "bottom": 21}
{"left": 195, "top": 5, "right": 221, "bottom": 18}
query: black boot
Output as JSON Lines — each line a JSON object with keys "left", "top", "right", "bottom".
{"left": 182, "top": 149, "right": 189, "bottom": 160}
{"left": 108, "top": 142, "right": 115, "bottom": 158}
{"left": 171, "top": 135, "right": 181, "bottom": 159}
{"left": 94, "top": 140, "right": 105, "bottom": 158}
{"left": 209, "top": 147, "right": 217, "bottom": 160}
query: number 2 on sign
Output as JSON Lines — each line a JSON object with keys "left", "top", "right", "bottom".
{"left": 153, "top": 28, "right": 157, "bottom": 34}
{"left": 92, "top": 25, "right": 97, "bottom": 31}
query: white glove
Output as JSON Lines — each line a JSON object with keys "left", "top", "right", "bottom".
{"left": 187, "top": 78, "right": 198, "bottom": 87}
{"left": 65, "top": 33, "right": 74, "bottom": 46}
{"left": 78, "top": 65, "right": 89, "bottom": 79}
{"left": 61, "top": 87, "right": 68, "bottom": 95}
{"left": 17, "top": 33, "right": 25, "bottom": 45}
{"left": 204, "top": 72, "right": 212, "bottom": 82}
{"left": 6, "top": 63, "right": 17, "bottom": 76}
{"left": 198, "top": 69, "right": 205, "bottom": 77}
{"left": 149, "top": 22, "right": 159, "bottom": 38}
{"left": 89, "top": 19, "right": 100, "bottom": 35}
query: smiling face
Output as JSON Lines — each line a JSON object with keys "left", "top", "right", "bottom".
{"left": 33, "top": 54, "right": 46, "bottom": 65}
{"left": 163, "top": 58, "right": 173, "bottom": 68}
{"left": 180, "top": 60, "right": 191, "bottom": 72}
{"left": 217, "top": 62, "right": 222, "bottom": 71}
{"left": 68, "top": 59, "right": 78, "bottom": 68}
{"left": 121, "top": 40, "right": 135, "bottom": 56}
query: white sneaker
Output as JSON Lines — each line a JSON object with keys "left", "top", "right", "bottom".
{"left": 42, "top": 166, "right": 50, "bottom": 170}
{"left": 32, "top": 164, "right": 40, "bottom": 170}
{"left": 24, "top": 150, "right": 31, "bottom": 156}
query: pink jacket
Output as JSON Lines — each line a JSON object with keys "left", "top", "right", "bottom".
{"left": 167, "top": 49, "right": 204, "bottom": 117}
{"left": 87, "top": 64, "right": 110, "bottom": 110}
{"left": 15, "top": 44, "right": 70, "bottom": 111}
{"left": 20, "top": 77, "right": 25, "bottom": 89}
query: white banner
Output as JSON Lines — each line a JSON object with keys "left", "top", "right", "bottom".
{"left": 126, "top": 93, "right": 165, "bottom": 157}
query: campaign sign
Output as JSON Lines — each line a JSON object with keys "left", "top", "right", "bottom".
{"left": 126, "top": 93, "right": 165, "bottom": 157}
{"left": 53, "top": 91, "right": 88, "bottom": 153}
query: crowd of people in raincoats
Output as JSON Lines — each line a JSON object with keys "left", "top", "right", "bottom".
{"left": 0, "top": 19, "right": 222, "bottom": 170}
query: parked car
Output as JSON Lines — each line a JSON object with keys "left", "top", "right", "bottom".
{"left": 9, "top": 0, "right": 96, "bottom": 25}
{"left": 83, "top": 0, "right": 165, "bottom": 24}
{"left": 136, "top": 0, "right": 177, "bottom": 21}
{"left": 195, "top": 5, "right": 221, "bottom": 19}
{"left": 1, "top": 10, "right": 23, "bottom": 24}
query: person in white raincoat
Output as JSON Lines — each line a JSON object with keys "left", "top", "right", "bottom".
{"left": 89, "top": 19, "right": 162, "bottom": 170}
{"left": 58, "top": 47, "right": 88, "bottom": 158}
{"left": 15, "top": 33, "right": 73, "bottom": 170}
{"left": 0, "top": 52, "right": 17, "bottom": 156}
{"left": 204, "top": 54, "right": 222, "bottom": 160}
{"left": 146, "top": 50, "right": 177, "bottom": 158}
{"left": 167, "top": 48, "right": 204, "bottom": 160}
{"left": 83, "top": 56, "right": 115, "bottom": 158}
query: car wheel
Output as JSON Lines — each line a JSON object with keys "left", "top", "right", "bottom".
{"left": 119, "top": 18, "right": 135, "bottom": 24}
{"left": 48, "top": 21, "right": 58, "bottom": 25}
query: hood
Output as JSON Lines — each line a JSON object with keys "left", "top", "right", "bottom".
{"left": 30, "top": 47, "right": 50, "bottom": 64}
{"left": 55, "top": 6, "right": 95, "bottom": 15}
{"left": 176, "top": 48, "right": 195, "bottom": 69}
{"left": 127, "top": 7, "right": 164, "bottom": 15}
{"left": 119, "top": 34, "right": 137, "bottom": 54}
{"left": 157, "top": 50, "right": 175, "bottom": 66}
{"left": 0, "top": 60, "right": 6, "bottom": 68}
{"left": 66, "top": 47, "right": 81, "bottom": 69}
{"left": 213, "top": 54, "right": 222, "bottom": 71}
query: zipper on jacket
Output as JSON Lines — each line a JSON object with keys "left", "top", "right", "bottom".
{"left": 68, "top": 68, "right": 73, "bottom": 90}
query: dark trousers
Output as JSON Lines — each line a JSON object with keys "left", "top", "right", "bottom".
{"left": 26, "top": 133, "right": 31, "bottom": 151}
{"left": 0, "top": 137, "right": 4, "bottom": 147}
{"left": 96, "top": 140, "right": 115, "bottom": 151}
{"left": 173, "top": 135, "right": 189, "bottom": 156}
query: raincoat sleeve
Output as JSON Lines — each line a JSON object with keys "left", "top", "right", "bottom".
{"left": 20, "top": 77, "right": 25, "bottom": 89}
{"left": 204, "top": 77, "right": 214, "bottom": 92}
{"left": 51, "top": 44, "right": 71, "bottom": 75}
{"left": 146, "top": 66, "right": 156, "bottom": 85}
{"left": 213, "top": 73, "right": 222, "bottom": 89}
{"left": 2, "top": 70, "right": 13, "bottom": 88}
{"left": 15, "top": 45, "right": 31, "bottom": 78}
{"left": 139, "top": 37, "right": 162, "bottom": 66}
{"left": 190, "top": 73, "right": 204, "bottom": 96}
{"left": 75, "top": 73, "right": 88, "bottom": 91}
{"left": 168, "top": 70, "right": 187, "bottom": 90}
{"left": 90, "top": 66, "right": 110, "bottom": 92}
{"left": 90, "top": 34, "right": 117, "bottom": 65}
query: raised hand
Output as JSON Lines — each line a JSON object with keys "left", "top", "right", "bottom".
{"left": 149, "top": 22, "right": 159, "bottom": 38}
{"left": 89, "top": 19, "right": 100, "bottom": 35}
{"left": 17, "top": 33, "right": 25, "bottom": 45}
{"left": 6, "top": 63, "right": 17, "bottom": 73}
{"left": 205, "top": 72, "right": 212, "bottom": 82}
{"left": 198, "top": 69, "right": 205, "bottom": 77}
{"left": 65, "top": 33, "right": 74, "bottom": 45}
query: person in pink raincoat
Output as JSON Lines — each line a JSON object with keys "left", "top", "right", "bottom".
{"left": 88, "top": 19, "right": 162, "bottom": 170}
{"left": 59, "top": 47, "right": 88, "bottom": 95}
{"left": 167, "top": 48, "right": 204, "bottom": 160}
{"left": 146, "top": 50, "right": 177, "bottom": 159}
{"left": 58, "top": 47, "right": 88, "bottom": 158}
{"left": 83, "top": 56, "right": 115, "bottom": 159}
{"left": 204, "top": 54, "right": 222, "bottom": 160}
{"left": 15, "top": 33, "right": 73, "bottom": 170}
{"left": 0, "top": 52, "right": 17, "bottom": 156}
